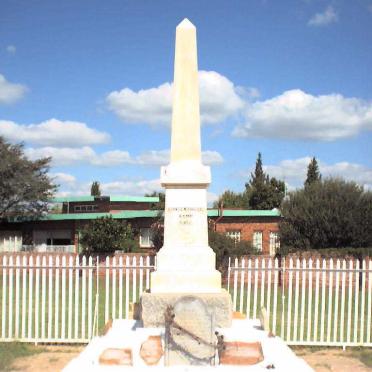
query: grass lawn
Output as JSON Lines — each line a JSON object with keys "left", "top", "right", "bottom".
{"left": 292, "top": 346, "right": 372, "bottom": 370}
{"left": 350, "top": 347, "right": 372, "bottom": 368}
{"left": 0, "top": 342, "right": 45, "bottom": 371}
{"left": 228, "top": 284, "right": 371, "bottom": 343}
{"left": 1, "top": 273, "right": 370, "bottom": 345}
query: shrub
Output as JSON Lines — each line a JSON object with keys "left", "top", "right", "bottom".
{"left": 208, "top": 229, "right": 258, "bottom": 270}
{"left": 280, "top": 178, "right": 372, "bottom": 250}
{"left": 80, "top": 216, "right": 139, "bottom": 254}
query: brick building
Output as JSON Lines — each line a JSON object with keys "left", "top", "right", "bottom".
{"left": 0, "top": 196, "right": 281, "bottom": 255}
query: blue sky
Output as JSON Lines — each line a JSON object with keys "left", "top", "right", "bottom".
{"left": 1, "top": 0, "right": 371, "bottom": 202}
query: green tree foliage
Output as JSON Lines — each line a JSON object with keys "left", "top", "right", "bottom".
{"left": 150, "top": 220, "right": 164, "bottom": 252}
{"left": 90, "top": 181, "right": 101, "bottom": 197}
{"left": 213, "top": 190, "right": 249, "bottom": 209}
{"left": 245, "top": 153, "right": 285, "bottom": 210}
{"left": 145, "top": 191, "right": 165, "bottom": 210}
{"left": 304, "top": 157, "right": 321, "bottom": 188}
{"left": 80, "top": 217, "right": 138, "bottom": 254}
{"left": 145, "top": 192, "right": 165, "bottom": 251}
{"left": 280, "top": 178, "right": 372, "bottom": 250}
{"left": 0, "top": 136, "right": 56, "bottom": 220}
{"left": 208, "top": 227, "right": 258, "bottom": 270}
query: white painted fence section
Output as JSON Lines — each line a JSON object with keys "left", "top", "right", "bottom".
{"left": 1, "top": 255, "right": 371, "bottom": 347}
{"left": 228, "top": 257, "right": 372, "bottom": 347}
{"left": 0, "top": 255, "right": 155, "bottom": 343}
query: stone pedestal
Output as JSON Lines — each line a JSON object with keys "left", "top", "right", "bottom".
{"left": 140, "top": 290, "right": 232, "bottom": 328}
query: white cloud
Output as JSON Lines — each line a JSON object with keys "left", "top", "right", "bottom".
{"left": 321, "top": 162, "right": 372, "bottom": 190}
{"left": 93, "top": 150, "right": 132, "bottom": 166}
{"left": 53, "top": 172, "right": 219, "bottom": 205}
{"left": 101, "top": 179, "right": 162, "bottom": 196}
{"left": 136, "top": 150, "right": 170, "bottom": 165}
{"left": 308, "top": 6, "right": 338, "bottom": 26}
{"left": 27, "top": 146, "right": 223, "bottom": 167}
{"left": 246, "top": 157, "right": 372, "bottom": 190}
{"left": 201, "top": 151, "right": 224, "bottom": 165}
{"left": 6, "top": 45, "right": 16, "bottom": 54}
{"left": 53, "top": 173, "right": 162, "bottom": 198}
{"left": 50, "top": 172, "right": 77, "bottom": 186}
{"left": 26, "top": 146, "right": 97, "bottom": 166}
{"left": 233, "top": 89, "right": 372, "bottom": 141}
{"left": 207, "top": 192, "right": 219, "bottom": 205}
{"left": 0, "top": 118, "right": 111, "bottom": 146}
{"left": 136, "top": 149, "right": 223, "bottom": 166}
{"left": 0, "top": 74, "right": 28, "bottom": 104}
{"left": 106, "top": 70, "right": 244, "bottom": 126}
{"left": 25, "top": 146, "right": 131, "bottom": 167}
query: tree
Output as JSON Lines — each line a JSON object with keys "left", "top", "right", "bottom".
{"left": 280, "top": 178, "right": 371, "bottom": 250}
{"left": 208, "top": 227, "right": 258, "bottom": 271}
{"left": 0, "top": 136, "right": 56, "bottom": 220}
{"left": 145, "top": 191, "right": 165, "bottom": 210}
{"left": 304, "top": 157, "right": 321, "bottom": 188}
{"left": 213, "top": 190, "right": 249, "bottom": 209}
{"left": 145, "top": 191, "right": 165, "bottom": 251}
{"left": 245, "top": 153, "right": 285, "bottom": 210}
{"left": 80, "top": 216, "right": 138, "bottom": 254}
{"left": 90, "top": 181, "right": 101, "bottom": 197}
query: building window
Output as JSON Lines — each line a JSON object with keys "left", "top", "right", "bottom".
{"left": 74, "top": 205, "right": 98, "bottom": 213}
{"left": 140, "top": 228, "right": 153, "bottom": 248}
{"left": 253, "top": 231, "right": 263, "bottom": 252}
{"left": 226, "top": 230, "right": 241, "bottom": 243}
{"left": 269, "top": 232, "right": 280, "bottom": 256}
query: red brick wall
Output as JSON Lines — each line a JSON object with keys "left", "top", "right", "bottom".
{"left": 63, "top": 201, "right": 153, "bottom": 213}
{"left": 214, "top": 217, "right": 280, "bottom": 255}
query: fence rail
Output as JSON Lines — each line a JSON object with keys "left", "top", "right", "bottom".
{"left": 1, "top": 255, "right": 371, "bottom": 347}
{"left": 0, "top": 255, "right": 154, "bottom": 343}
{"left": 227, "top": 257, "right": 372, "bottom": 347}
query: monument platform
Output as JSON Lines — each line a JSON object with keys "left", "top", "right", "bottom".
{"left": 63, "top": 318, "right": 314, "bottom": 371}
{"left": 140, "top": 290, "right": 232, "bottom": 328}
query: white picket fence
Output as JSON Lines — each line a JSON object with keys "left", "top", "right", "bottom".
{"left": 1, "top": 255, "right": 371, "bottom": 347}
{"left": 227, "top": 257, "right": 372, "bottom": 347}
{"left": 0, "top": 255, "right": 154, "bottom": 343}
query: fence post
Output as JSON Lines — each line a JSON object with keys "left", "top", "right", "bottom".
{"left": 307, "top": 258, "right": 313, "bottom": 342}
{"left": 68, "top": 256, "right": 73, "bottom": 340}
{"left": 227, "top": 257, "right": 231, "bottom": 293}
{"left": 105, "top": 256, "right": 110, "bottom": 325}
{"left": 15, "top": 255, "right": 21, "bottom": 339}
{"left": 28, "top": 256, "right": 34, "bottom": 340}
{"left": 2, "top": 256, "right": 7, "bottom": 339}
{"left": 233, "top": 258, "right": 238, "bottom": 311}
{"left": 280, "top": 257, "right": 286, "bottom": 340}
{"left": 74, "top": 255, "right": 80, "bottom": 339}
{"left": 88, "top": 256, "right": 93, "bottom": 340}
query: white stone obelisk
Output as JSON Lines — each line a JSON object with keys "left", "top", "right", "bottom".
{"left": 151, "top": 19, "right": 221, "bottom": 293}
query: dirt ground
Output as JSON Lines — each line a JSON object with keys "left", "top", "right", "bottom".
{"left": 294, "top": 347, "right": 372, "bottom": 372}
{"left": 6, "top": 345, "right": 372, "bottom": 371}
{"left": 7, "top": 345, "right": 84, "bottom": 372}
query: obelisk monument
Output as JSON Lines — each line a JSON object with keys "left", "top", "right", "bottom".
{"left": 141, "top": 19, "right": 231, "bottom": 329}
{"left": 151, "top": 18, "right": 221, "bottom": 293}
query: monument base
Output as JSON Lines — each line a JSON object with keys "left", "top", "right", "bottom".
{"left": 140, "top": 290, "right": 232, "bottom": 328}
{"left": 151, "top": 269, "right": 221, "bottom": 293}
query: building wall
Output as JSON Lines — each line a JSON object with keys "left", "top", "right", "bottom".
{"left": 214, "top": 217, "right": 280, "bottom": 255}
{"left": 1, "top": 214, "right": 280, "bottom": 254}
{"left": 63, "top": 201, "right": 154, "bottom": 213}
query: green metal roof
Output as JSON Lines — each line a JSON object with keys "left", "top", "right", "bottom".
{"left": 208, "top": 209, "right": 281, "bottom": 217}
{"left": 40, "top": 210, "right": 160, "bottom": 221}
{"left": 8, "top": 208, "right": 279, "bottom": 223}
{"left": 109, "top": 196, "right": 159, "bottom": 203}
{"left": 51, "top": 195, "right": 159, "bottom": 203}
{"left": 51, "top": 196, "right": 95, "bottom": 203}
